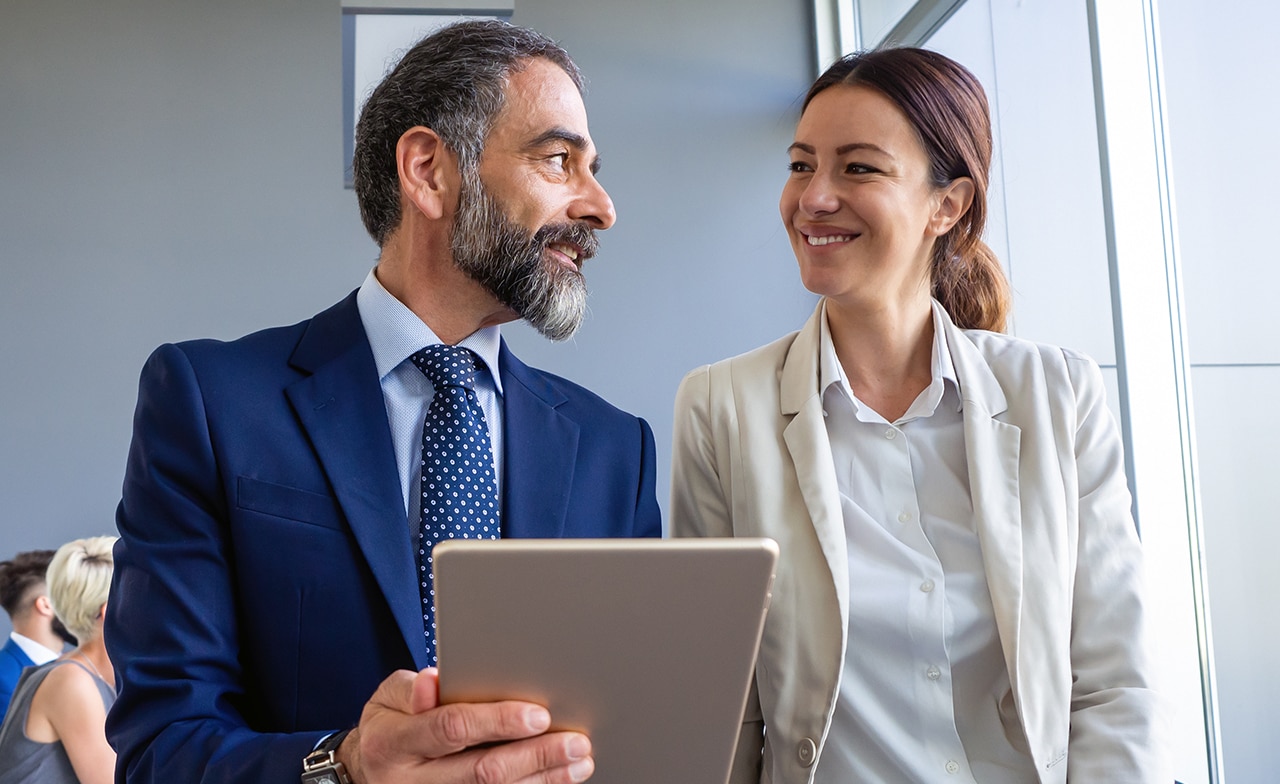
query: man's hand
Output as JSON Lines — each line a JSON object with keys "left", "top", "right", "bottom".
{"left": 336, "top": 668, "right": 594, "bottom": 784}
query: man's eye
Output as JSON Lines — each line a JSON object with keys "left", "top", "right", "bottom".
{"left": 547, "top": 152, "right": 569, "bottom": 170}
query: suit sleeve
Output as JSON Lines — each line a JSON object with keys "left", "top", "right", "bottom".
{"left": 634, "top": 416, "right": 663, "bottom": 538}
{"left": 1062, "top": 353, "right": 1170, "bottom": 781}
{"left": 669, "top": 365, "right": 765, "bottom": 784}
{"left": 106, "top": 344, "right": 326, "bottom": 784}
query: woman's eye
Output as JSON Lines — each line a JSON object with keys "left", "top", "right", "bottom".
{"left": 846, "top": 163, "right": 876, "bottom": 174}
{"left": 788, "top": 161, "right": 812, "bottom": 173}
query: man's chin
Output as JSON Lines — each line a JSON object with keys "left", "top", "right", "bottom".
{"left": 521, "top": 287, "right": 588, "bottom": 342}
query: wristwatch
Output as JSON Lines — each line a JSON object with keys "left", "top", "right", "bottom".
{"left": 301, "top": 728, "right": 353, "bottom": 784}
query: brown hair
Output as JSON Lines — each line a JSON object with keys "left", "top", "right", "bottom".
{"left": 0, "top": 549, "right": 55, "bottom": 618}
{"left": 805, "top": 48, "right": 1011, "bottom": 332}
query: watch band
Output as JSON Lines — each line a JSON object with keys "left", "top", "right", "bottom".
{"left": 301, "top": 728, "right": 353, "bottom": 784}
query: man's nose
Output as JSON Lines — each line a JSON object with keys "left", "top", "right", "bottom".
{"left": 570, "top": 173, "right": 616, "bottom": 230}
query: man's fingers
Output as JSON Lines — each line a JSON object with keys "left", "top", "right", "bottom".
{"left": 409, "top": 667, "right": 442, "bottom": 714}
{"left": 355, "top": 669, "right": 586, "bottom": 782}
{"left": 365, "top": 668, "right": 431, "bottom": 716}
{"left": 419, "top": 701, "right": 553, "bottom": 757}
{"left": 432, "top": 731, "right": 594, "bottom": 784}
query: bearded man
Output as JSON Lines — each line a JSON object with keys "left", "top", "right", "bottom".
{"left": 105, "top": 21, "right": 659, "bottom": 784}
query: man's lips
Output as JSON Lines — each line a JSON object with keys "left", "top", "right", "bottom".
{"left": 546, "top": 241, "right": 586, "bottom": 270}
{"left": 547, "top": 241, "right": 581, "bottom": 261}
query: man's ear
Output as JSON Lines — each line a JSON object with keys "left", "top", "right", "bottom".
{"left": 33, "top": 594, "right": 54, "bottom": 619}
{"left": 395, "top": 126, "right": 458, "bottom": 222}
{"left": 929, "top": 176, "right": 975, "bottom": 237}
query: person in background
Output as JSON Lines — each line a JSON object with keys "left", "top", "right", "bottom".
{"left": 0, "top": 550, "right": 63, "bottom": 721}
{"left": 0, "top": 536, "right": 117, "bottom": 784}
{"left": 670, "top": 47, "right": 1168, "bottom": 783}
{"left": 106, "top": 19, "right": 659, "bottom": 784}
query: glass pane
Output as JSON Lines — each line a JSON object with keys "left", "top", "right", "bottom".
{"left": 857, "top": 0, "right": 919, "bottom": 44}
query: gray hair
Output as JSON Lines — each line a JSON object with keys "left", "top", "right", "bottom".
{"left": 46, "top": 536, "right": 117, "bottom": 643}
{"left": 353, "top": 19, "right": 583, "bottom": 246}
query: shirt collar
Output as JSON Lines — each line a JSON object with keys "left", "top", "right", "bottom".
{"left": 929, "top": 298, "right": 962, "bottom": 413}
{"left": 11, "top": 632, "right": 61, "bottom": 665}
{"left": 356, "top": 268, "right": 504, "bottom": 395}
{"left": 818, "top": 298, "right": 962, "bottom": 420}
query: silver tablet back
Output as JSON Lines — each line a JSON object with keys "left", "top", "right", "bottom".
{"left": 434, "top": 537, "right": 778, "bottom": 784}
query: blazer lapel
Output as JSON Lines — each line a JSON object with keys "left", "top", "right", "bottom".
{"left": 285, "top": 293, "right": 430, "bottom": 669}
{"left": 942, "top": 313, "right": 1026, "bottom": 694}
{"left": 497, "top": 343, "right": 578, "bottom": 539}
{"left": 780, "top": 304, "right": 849, "bottom": 621}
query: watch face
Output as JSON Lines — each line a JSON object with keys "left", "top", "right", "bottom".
{"left": 302, "top": 772, "right": 339, "bottom": 784}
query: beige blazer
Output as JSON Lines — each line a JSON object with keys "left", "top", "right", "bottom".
{"left": 671, "top": 302, "right": 1167, "bottom": 784}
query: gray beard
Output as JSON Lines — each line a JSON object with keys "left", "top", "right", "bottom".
{"left": 450, "top": 170, "right": 597, "bottom": 342}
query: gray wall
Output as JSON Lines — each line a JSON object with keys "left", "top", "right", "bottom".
{"left": 0, "top": 0, "right": 815, "bottom": 636}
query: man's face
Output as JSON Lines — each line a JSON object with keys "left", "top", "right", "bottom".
{"left": 450, "top": 58, "right": 615, "bottom": 342}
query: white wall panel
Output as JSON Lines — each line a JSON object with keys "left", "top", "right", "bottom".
{"left": 1160, "top": 2, "right": 1280, "bottom": 366}
{"left": 1188, "top": 365, "right": 1280, "bottom": 783}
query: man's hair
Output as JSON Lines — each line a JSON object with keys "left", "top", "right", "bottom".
{"left": 0, "top": 549, "right": 55, "bottom": 618}
{"left": 46, "top": 536, "right": 116, "bottom": 643}
{"left": 352, "top": 19, "right": 583, "bottom": 246}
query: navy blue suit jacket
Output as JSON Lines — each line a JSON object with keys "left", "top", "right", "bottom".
{"left": 105, "top": 292, "right": 661, "bottom": 783}
{"left": 0, "top": 637, "right": 36, "bottom": 720}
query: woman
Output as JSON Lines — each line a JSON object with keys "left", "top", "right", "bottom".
{"left": 0, "top": 537, "right": 118, "bottom": 784}
{"left": 671, "top": 49, "right": 1167, "bottom": 783}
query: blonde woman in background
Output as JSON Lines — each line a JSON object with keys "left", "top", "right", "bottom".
{"left": 0, "top": 536, "right": 117, "bottom": 784}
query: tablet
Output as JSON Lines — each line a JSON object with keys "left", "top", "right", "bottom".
{"left": 433, "top": 537, "right": 778, "bottom": 784}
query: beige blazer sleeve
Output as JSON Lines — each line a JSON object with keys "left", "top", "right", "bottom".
{"left": 671, "top": 364, "right": 766, "bottom": 784}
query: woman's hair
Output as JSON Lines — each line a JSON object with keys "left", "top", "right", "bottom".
{"left": 805, "top": 48, "right": 1011, "bottom": 332}
{"left": 46, "top": 536, "right": 117, "bottom": 643}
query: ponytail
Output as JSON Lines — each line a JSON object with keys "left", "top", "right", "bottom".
{"left": 932, "top": 237, "right": 1010, "bottom": 333}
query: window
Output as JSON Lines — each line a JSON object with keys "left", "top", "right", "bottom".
{"left": 341, "top": 1, "right": 514, "bottom": 186}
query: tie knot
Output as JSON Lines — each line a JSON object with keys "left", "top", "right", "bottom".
{"left": 411, "top": 344, "right": 483, "bottom": 390}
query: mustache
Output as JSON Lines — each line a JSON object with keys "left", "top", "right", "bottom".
{"left": 534, "top": 220, "right": 599, "bottom": 264}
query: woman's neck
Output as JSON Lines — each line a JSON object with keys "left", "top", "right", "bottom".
{"left": 825, "top": 295, "right": 935, "bottom": 422}
{"left": 70, "top": 637, "right": 114, "bottom": 689}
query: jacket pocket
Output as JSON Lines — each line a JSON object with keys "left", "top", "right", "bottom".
{"left": 236, "top": 476, "right": 344, "bottom": 531}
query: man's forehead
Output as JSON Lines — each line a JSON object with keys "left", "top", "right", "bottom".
{"left": 492, "top": 59, "right": 594, "bottom": 147}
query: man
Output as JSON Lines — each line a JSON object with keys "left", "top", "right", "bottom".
{"left": 105, "top": 20, "right": 660, "bottom": 784}
{"left": 0, "top": 549, "right": 64, "bottom": 721}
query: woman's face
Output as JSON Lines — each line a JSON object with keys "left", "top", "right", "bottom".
{"left": 780, "top": 84, "right": 954, "bottom": 310}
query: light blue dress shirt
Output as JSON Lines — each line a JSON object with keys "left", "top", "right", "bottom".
{"left": 356, "top": 269, "right": 505, "bottom": 534}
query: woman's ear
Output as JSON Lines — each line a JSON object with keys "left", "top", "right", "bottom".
{"left": 930, "top": 176, "right": 975, "bottom": 236}
{"left": 395, "top": 126, "right": 458, "bottom": 222}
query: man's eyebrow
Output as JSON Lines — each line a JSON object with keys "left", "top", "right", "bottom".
{"left": 529, "top": 128, "right": 603, "bottom": 174}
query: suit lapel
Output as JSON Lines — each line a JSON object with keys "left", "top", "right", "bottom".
{"left": 285, "top": 293, "right": 430, "bottom": 669}
{"left": 942, "top": 314, "right": 1026, "bottom": 694}
{"left": 497, "top": 343, "right": 578, "bottom": 539}
{"left": 780, "top": 304, "right": 849, "bottom": 621}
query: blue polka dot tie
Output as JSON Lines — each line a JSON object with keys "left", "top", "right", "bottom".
{"left": 410, "top": 344, "right": 501, "bottom": 665}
